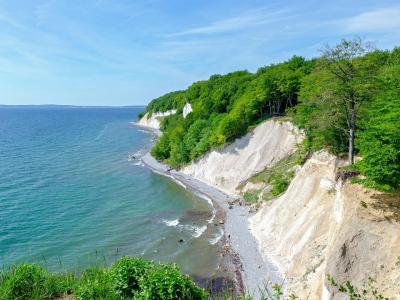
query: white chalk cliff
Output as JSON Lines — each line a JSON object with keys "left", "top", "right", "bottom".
{"left": 251, "top": 151, "right": 400, "bottom": 298}
{"left": 139, "top": 109, "right": 400, "bottom": 298}
{"left": 183, "top": 103, "right": 193, "bottom": 118}
{"left": 181, "top": 120, "right": 303, "bottom": 195}
{"left": 137, "top": 110, "right": 176, "bottom": 130}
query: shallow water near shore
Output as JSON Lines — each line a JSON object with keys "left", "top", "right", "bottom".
{"left": 0, "top": 106, "right": 221, "bottom": 277}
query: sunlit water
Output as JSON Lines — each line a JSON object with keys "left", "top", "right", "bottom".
{"left": 0, "top": 106, "right": 222, "bottom": 277}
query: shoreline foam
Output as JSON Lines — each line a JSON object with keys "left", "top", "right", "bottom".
{"left": 140, "top": 152, "right": 283, "bottom": 298}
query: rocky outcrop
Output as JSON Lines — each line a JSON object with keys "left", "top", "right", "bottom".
{"left": 181, "top": 120, "right": 304, "bottom": 195}
{"left": 137, "top": 110, "right": 176, "bottom": 130}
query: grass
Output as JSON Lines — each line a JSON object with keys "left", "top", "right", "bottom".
{"left": 243, "top": 190, "right": 261, "bottom": 203}
{"left": 0, "top": 257, "right": 206, "bottom": 300}
{"left": 239, "top": 141, "right": 309, "bottom": 204}
{"left": 0, "top": 258, "right": 390, "bottom": 299}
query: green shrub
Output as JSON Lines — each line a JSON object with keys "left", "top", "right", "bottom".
{"left": 243, "top": 191, "right": 260, "bottom": 203}
{"left": 137, "top": 263, "right": 207, "bottom": 300}
{"left": 0, "top": 263, "right": 75, "bottom": 300}
{"left": 75, "top": 267, "right": 115, "bottom": 300}
{"left": 0, "top": 263, "right": 47, "bottom": 300}
{"left": 270, "top": 172, "right": 293, "bottom": 196}
{"left": 111, "top": 256, "right": 154, "bottom": 298}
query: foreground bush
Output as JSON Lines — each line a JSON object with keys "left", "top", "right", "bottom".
{"left": 0, "top": 263, "right": 75, "bottom": 300}
{"left": 75, "top": 267, "right": 115, "bottom": 300}
{"left": 137, "top": 264, "right": 207, "bottom": 300}
{"left": 111, "top": 256, "right": 153, "bottom": 298}
{"left": 0, "top": 257, "right": 207, "bottom": 300}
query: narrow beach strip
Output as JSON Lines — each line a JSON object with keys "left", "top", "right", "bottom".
{"left": 141, "top": 153, "right": 283, "bottom": 298}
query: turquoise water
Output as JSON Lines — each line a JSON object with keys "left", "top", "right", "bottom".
{"left": 0, "top": 106, "right": 221, "bottom": 276}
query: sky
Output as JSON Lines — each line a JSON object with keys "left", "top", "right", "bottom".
{"left": 0, "top": 0, "right": 399, "bottom": 106}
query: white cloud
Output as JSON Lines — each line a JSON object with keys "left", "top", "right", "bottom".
{"left": 168, "top": 7, "right": 289, "bottom": 36}
{"left": 344, "top": 7, "right": 400, "bottom": 32}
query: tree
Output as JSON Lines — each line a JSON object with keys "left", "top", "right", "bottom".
{"left": 320, "top": 38, "right": 376, "bottom": 165}
{"left": 356, "top": 64, "right": 400, "bottom": 190}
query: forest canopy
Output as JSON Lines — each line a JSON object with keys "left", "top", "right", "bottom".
{"left": 141, "top": 39, "right": 400, "bottom": 191}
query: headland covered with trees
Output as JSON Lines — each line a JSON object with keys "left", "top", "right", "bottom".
{"left": 144, "top": 38, "right": 400, "bottom": 192}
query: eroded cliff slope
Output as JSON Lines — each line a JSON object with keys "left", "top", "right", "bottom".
{"left": 250, "top": 151, "right": 400, "bottom": 299}
{"left": 139, "top": 110, "right": 400, "bottom": 298}
{"left": 181, "top": 120, "right": 303, "bottom": 195}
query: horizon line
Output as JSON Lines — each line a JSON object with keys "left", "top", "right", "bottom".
{"left": 0, "top": 104, "right": 147, "bottom": 108}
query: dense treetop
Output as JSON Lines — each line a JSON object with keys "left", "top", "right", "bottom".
{"left": 142, "top": 39, "right": 400, "bottom": 191}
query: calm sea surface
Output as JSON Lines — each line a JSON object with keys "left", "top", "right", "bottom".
{"left": 0, "top": 106, "right": 221, "bottom": 276}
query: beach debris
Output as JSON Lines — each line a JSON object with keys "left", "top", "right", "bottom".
{"left": 219, "top": 220, "right": 224, "bottom": 225}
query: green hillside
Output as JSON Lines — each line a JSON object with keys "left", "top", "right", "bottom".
{"left": 142, "top": 39, "right": 400, "bottom": 191}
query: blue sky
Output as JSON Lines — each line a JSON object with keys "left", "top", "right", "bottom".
{"left": 0, "top": 0, "right": 399, "bottom": 106}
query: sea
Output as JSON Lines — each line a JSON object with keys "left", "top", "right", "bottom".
{"left": 0, "top": 105, "right": 223, "bottom": 277}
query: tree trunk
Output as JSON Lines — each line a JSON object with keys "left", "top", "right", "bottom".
{"left": 348, "top": 102, "right": 356, "bottom": 165}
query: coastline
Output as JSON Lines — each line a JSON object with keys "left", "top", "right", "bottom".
{"left": 139, "top": 151, "right": 282, "bottom": 298}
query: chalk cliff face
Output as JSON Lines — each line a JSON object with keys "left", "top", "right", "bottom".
{"left": 250, "top": 151, "right": 400, "bottom": 299}
{"left": 137, "top": 110, "right": 176, "bottom": 130}
{"left": 183, "top": 103, "right": 192, "bottom": 118}
{"left": 179, "top": 120, "right": 400, "bottom": 298}
{"left": 181, "top": 120, "right": 304, "bottom": 195}
{"left": 140, "top": 108, "right": 400, "bottom": 298}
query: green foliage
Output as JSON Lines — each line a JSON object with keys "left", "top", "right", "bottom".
{"left": 146, "top": 39, "right": 400, "bottom": 190}
{"left": 111, "top": 256, "right": 153, "bottom": 298}
{"left": 355, "top": 64, "right": 400, "bottom": 191}
{"left": 75, "top": 267, "right": 115, "bottom": 300}
{"left": 146, "top": 91, "right": 186, "bottom": 115}
{"left": 148, "top": 56, "right": 311, "bottom": 167}
{"left": 243, "top": 191, "right": 260, "bottom": 203}
{"left": 0, "top": 257, "right": 207, "bottom": 300}
{"left": 269, "top": 172, "right": 294, "bottom": 197}
{"left": 327, "top": 275, "right": 388, "bottom": 300}
{"left": 0, "top": 263, "right": 76, "bottom": 300}
{"left": 242, "top": 146, "right": 304, "bottom": 203}
{"left": 137, "top": 263, "right": 207, "bottom": 300}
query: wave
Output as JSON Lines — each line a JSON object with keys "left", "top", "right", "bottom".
{"left": 183, "top": 224, "right": 207, "bottom": 238}
{"left": 209, "top": 228, "right": 224, "bottom": 245}
{"left": 194, "top": 192, "right": 213, "bottom": 207}
{"left": 163, "top": 218, "right": 207, "bottom": 239}
{"left": 163, "top": 219, "right": 179, "bottom": 227}
{"left": 192, "top": 192, "right": 215, "bottom": 223}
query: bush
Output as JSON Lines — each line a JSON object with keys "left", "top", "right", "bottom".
{"left": 75, "top": 267, "right": 115, "bottom": 300}
{"left": 0, "top": 263, "right": 76, "bottom": 300}
{"left": 0, "top": 257, "right": 209, "bottom": 300}
{"left": 137, "top": 263, "right": 207, "bottom": 300}
{"left": 270, "top": 172, "right": 293, "bottom": 196}
{"left": 111, "top": 256, "right": 154, "bottom": 298}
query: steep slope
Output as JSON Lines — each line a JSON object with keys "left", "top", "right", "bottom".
{"left": 250, "top": 151, "right": 400, "bottom": 299}
{"left": 181, "top": 120, "right": 304, "bottom": 195}
{"left": 137, "top": 110, "right": 176, "bottom": 130}
{"left": 138, "top": 108, "right": 400, "bottom": 298}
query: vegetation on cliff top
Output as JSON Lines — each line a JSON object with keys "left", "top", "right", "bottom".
{"left": 142, "top": 38, "right": 400, "bottom": 191}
